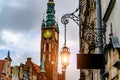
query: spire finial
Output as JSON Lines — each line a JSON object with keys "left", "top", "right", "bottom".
{"left": 8, "top": 50, "right": 10, "bottom": 58}
{"left": 49, "top": 0, "right": 53, "bottom": 2}
{"left": 43, "top": 13, "right": 45, "bottom": 20}
{"left": 42, "top": 18, "right": 45, "bottom": 23}
{"left": 42, "top": 13, "right": 45, "bottom": 27}
{"left": 5, "top": 50, "right": 12, "bottom": 61}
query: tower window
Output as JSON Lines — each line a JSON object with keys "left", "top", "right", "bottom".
{"left": 8, "top": 65, "right": 9, "bottom": 68}
{"left": 44, "top": 44, "right": 46, "bottom": 52}
{"left": 52, "top": 44, "right": 54, "bottom": 48}
{"left": 49, "top": 44, "right": 52, "bottom": 52}
{"left": 46, "top": 43, "right": 49, "bottom": 52}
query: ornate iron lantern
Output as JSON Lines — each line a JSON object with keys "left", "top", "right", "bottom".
{"left": 60, "top": 24, "right": 70, "bottom": 80}
{"left": 60, "top": 46, "right": 70, "bottom": 68}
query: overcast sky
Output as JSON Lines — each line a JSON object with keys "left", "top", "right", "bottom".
{"left": 0, "top": 0, "right": 80, "bottom": 80}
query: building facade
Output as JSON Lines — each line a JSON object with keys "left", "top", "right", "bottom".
{"left": 84, "top": 0, "right": 120, "bottom": 80}
{"left": 101, "top": 0, "right": 120, "bottom": 80}
{"left": 79, "top": 0, "right": 120, "bottom": 80}
{"left": 0, "top": 51, "right": 12, "bottom": 80}
{"left": 79, "top": 0, "right": 98, "bottom": 80}
{"left": 12, "top": 58, "right": 41, "bottom": 80}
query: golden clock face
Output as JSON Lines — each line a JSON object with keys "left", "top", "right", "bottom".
{"left": 43, "top": 30, "right": 52, "bottom": 38}
{"left": 55, "top": 32, "right": 58, "bottom": 40}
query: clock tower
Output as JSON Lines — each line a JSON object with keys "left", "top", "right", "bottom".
{"left": 40, "top": 0, "right": 59, "bottom": 80}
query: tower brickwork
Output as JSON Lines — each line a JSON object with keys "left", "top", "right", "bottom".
{"left": 40, "top": 0, "right": 59, "bottom": 80}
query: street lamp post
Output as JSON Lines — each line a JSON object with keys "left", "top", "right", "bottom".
{"left": 61, "top": 2, "right": 81, "bottom": 79}
{"left": 60, "top": 24, "right": 70, "bottom": 80}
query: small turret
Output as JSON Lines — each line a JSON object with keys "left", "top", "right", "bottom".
{"left": 42, "top": 19, "right": 45, "bottom": 28}
{"left": 41, "top": 54, "right": 45, "bottom": 73}
{"left": 40, "top": 54, "right": 47, "bottom": 80}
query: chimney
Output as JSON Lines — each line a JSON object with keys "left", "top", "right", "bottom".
{"left": 27, "top": 58, "right": 31, "bottom": 62}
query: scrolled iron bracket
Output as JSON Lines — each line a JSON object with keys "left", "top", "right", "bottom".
{"left": 61, "top": 8, "right": 80, "bottom": 26}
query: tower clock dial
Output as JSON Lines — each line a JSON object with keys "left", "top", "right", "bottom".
{"left": 43, "top": 29, "right": 52, "bottom": 38}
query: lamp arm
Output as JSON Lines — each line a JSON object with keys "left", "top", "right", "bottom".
{"left": 61, "top": 13, "right": 80, "bottom": 26}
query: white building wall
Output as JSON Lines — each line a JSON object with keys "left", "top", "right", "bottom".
{"left": 101, "top": 0, "right": 120, "bottom": 43}
{"left": 101, "top": 0, "right": 111, "bottom": 17}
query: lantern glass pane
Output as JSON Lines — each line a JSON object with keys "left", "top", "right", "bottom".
{"left": 61, "top": 46, "right": 70, "bottom": 67}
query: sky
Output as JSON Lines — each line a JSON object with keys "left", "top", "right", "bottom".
{"left": 0, "top": 0, "right": 80, "bottom": 80}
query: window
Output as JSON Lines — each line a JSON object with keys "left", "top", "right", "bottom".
{"left": 49, "top": 44, "right": 51, "bottom": 52}
{"left": 8, "top": 65, "right": 9, "bottom": 68}
{"left": 46, "top": 43, "right": 49, "bottom": 52}
{"left": 44, "top": 44, "right": 46, "bottom": 52}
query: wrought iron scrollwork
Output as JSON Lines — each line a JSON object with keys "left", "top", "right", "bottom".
{"left": 61, "top": 4, "right": 106, "bottom": 50}
{"left": 61, "top": 8, "right": 80, "bottom": 26}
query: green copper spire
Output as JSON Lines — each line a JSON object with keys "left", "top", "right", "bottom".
{"left": 41, "top": 54, "right": 45, "bottom": 73}
{"left": 46, "top": 0, "right": 56, "bottom": 27}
